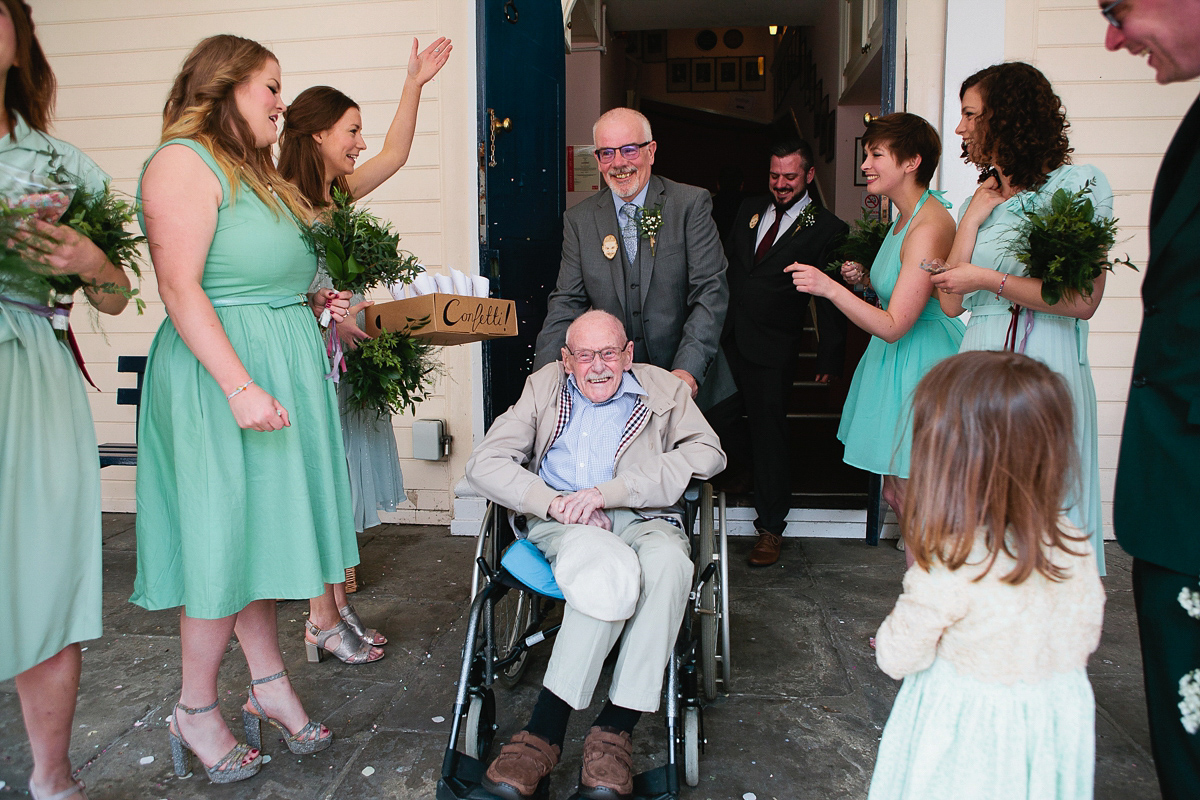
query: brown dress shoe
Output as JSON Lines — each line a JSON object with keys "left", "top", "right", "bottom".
{"left": 482, "top": 731, "right": 560, "bottom": 800}
{"left": 578, "top": 726, "right": 634, "bottom": 799}
{"left": 747, "top": 531, "right": 783, "bottom": 567}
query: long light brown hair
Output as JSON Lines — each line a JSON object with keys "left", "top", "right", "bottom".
{"left": 902, "top": 351, "right": 1086, "bottom": 584}
{"left": 278, "top": 85, "right": 358, "bottom": 209}
{"left": 161, "top": 34, "right": 308, "bottom": 220}
{"left": 2, "top": 0, "right": 55, "bottom": 132}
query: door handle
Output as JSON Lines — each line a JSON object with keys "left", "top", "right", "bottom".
{"left": 487, "top": 108, "right": 513, "bottom": 167}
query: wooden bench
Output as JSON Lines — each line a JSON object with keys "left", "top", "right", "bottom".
{"left": 98, "top": 355, "right": 146, "bottom": 468}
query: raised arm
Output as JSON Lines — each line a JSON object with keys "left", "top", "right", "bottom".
{"left": 141, "top": 144, "right": 288, "bottom": 432}
{"left": 344, "top": 37, "right": 452, "bottom": 200}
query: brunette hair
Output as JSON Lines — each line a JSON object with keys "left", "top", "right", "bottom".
{"left": 160, "top": 34, "right": 308, "bottom": 219}
{"left": 278, "top": 85, "right": 359, "bottom": 208}
{"left": 902, "top": 350, "right": 1086, "bottom": 584}
{"left": 2, "top": 0, "right": 55, "bottom": 132}
{"left": 959, "top": 62, "right": 1072, "bottom": 191}
{"left": 862, "top": 112, "right": 941, "bottom": 187}
{"left": 769, "top": 138, "right": 815, "bottom": 173}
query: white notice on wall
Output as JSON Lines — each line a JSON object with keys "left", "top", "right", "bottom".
{"left": 568, "top": 145, "right": 600, "bottom": 192}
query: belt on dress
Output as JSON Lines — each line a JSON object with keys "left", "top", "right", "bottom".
{"left": 209, "top": 293, "right": 309, "bottom": 309}
{"left": 966, "top": 303, "right": 1087, "bottom": 364}
{"left": 0, "top": 293, "right": 98, "bottom": 388}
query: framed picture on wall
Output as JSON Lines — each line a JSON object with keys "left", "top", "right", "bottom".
{"left": 667, "top": 59, "right": 691, "bottom": 92}
{"left": 716, "top": 58, "right": 739, "bottom": 91}
{"left": 854, "top": 137, "right": 868, "bottom": 185}
{"left": 643, "top": 30, "right": 666, "bottom": 62}
{"left": 693, "top": 58, "right": 716, "bottom": 92}
{"left": 741, "top": 56, "right": 765, "bottom": 91}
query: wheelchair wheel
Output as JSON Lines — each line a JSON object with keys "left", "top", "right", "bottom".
{"left": 463, "top": 689, "right": 496, "bottom": 761}
{"left": 718, "top": 489, "right": 732, "bottom": 691}
{"left": 493, "top": 587, "right": 534, "bottom": 688}
{"left": 699, "top": 483, "right": 719, "bottom": 701}
{"left": 682, "top": 706, "right": 701, "bottom": 787}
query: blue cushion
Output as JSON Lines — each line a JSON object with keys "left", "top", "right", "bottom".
{"left": 500, "top": 539, "right": 565, "bottom": 599}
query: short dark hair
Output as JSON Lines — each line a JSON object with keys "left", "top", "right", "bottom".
{"left": 769, "top": 139, "right": 814, "bottom": 172}
{"left": 861, "top": 113, "right": 942, "bottom": 187}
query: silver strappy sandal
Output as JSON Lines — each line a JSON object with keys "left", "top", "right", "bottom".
{"left": 305, "top": 620, "right": 384, "bottom": 664}
{"left": 28, "top": 779, "right": 89, "bottom": 800}
{"left": 241, "top": 669, "right": 333, "bottom": 755}
{"left": 168, "top": 700, "right": 261, "bottom": 783}
{"left": 339, "top": 604, "right": 387, "bottom": 646}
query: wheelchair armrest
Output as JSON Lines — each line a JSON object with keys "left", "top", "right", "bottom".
{"left": 682, "top": 478, "right": 703, "bottom": 504}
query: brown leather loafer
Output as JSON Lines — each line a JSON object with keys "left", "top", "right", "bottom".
{"left": 482, "top": 731, "right": 560, "bottom": 800}
{"left": 578, "top": 725, "right": 633, "bottom": 799}
{"left": 747, "top": 531, "right": 783, "bottom": 567}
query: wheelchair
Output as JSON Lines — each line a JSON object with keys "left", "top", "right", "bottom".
{"left": 437, "top": 482, "right": 730, "bottom": 800}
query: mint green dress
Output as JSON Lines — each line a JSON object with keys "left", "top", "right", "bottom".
{"left": 958, "top": 165, "right": 1109, "bottom": 575}
{"left": 131, "top": 139, "right": 357, "bottom": 619}
{"left": 837, "top": 190, "right": 965, "bottom": 478}
{"left": 0, "top": 118, "right": 109, "bottom": 681}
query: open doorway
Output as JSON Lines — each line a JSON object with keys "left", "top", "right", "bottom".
{"left": 555, "top": 2, "right": 887, "bottom": 511}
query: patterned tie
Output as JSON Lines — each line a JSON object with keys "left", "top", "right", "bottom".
{"left": 620, "top": 202, "right": 639, "bottom": 263}
{"left": 754, "top": 204, "right": 784, "bottom": 264}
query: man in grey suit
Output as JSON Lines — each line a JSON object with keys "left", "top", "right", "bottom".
{"left": 533, "top": 108, "right": 728, "bottom": 400}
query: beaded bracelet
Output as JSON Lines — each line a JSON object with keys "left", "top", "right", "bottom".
{"left": 226, "top": 379, "right": 254, "bottom": 400}
{"left": 996, "top": 273, "right": 1009, "bottom": 298}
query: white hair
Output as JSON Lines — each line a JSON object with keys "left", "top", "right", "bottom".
{"left": 565, "top": 310, "right": 627, "bottom": 350}
{"left": 592, "top": 107, "right": 653, "bottom": 144}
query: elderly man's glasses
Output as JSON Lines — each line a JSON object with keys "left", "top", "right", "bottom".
{"left": 1100, "top": 0, "right": 1128, "bottom": 28}
{"left": 595, "top": 142, "right": 651, "bottom": 163}
{"left": 567, "top": 346, "right": 626, "bottom": 364}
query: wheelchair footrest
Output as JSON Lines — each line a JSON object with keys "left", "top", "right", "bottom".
{"left": 565, "top": 765, "right": 677, "bottom": 800}
{"left": 437, "top": 754, "right": 551, "bottom": 800}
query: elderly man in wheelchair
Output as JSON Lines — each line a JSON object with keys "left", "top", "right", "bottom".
{"left": 464, "top": 310, "right": 726, "bottom": 800}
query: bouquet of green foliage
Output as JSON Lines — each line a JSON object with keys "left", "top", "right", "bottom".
{"left": 825, "top": 208, "right": 891, "bottom": 274}
{"left": 1005, "top": 180, "right": 1135, "bottom": 305}
{"left": 342, "top": 323, "right": 439, "bottom": 418}
{"left": 304, "top": 187, "right": 422, "bottom": 295}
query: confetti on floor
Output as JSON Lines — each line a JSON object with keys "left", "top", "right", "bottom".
{"left": 139, "top": 756, "right": 154, "bottom": 765}
{"left": 432, "top": 715, "right": 445, "bottom": 723}
{"left": 362, "top": 766, "right": 376, "bottom": 777}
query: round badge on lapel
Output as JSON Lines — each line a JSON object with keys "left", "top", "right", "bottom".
{"left": 749, "top": 213, "right": 759, "bottom": 229}
{"left": 602, "top": 234, "right": 619, "bottom": 260}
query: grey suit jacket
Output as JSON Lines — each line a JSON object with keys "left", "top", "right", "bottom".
{"left": 533, "top": 175, "right": 729, "bottom": 384}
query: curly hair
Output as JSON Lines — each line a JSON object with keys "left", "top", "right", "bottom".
{"left": 959, "top": 62, "right": 1072, "bottom": 191}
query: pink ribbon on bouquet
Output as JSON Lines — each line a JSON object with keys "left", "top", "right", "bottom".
{"left": 324, "top": 314, "right": 347, "bottom": 383}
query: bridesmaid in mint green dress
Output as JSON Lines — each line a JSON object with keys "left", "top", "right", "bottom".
{"left": 932, "top": 63, "right": 1109, "bottom": 575}
{"left": 275, "top": 36, "right": 451, "bottom": 665}
{"left": 788, "top": 113, "right": 963, "bottom": 533}
{"left": 132, "top": 36, "right": 355, "bottom": 784}
{"left": 0, "top": 5, "right": 134, "bottom": 796}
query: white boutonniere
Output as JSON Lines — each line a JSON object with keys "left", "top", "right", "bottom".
{"left": 792, "top": 203, "right": 819, "bottom": 234}
{"left": 1177, "top": 582, "right": 1200, "bottom": 733}
{"left": 638, "top": 204, "right": 663, "bottom": 256}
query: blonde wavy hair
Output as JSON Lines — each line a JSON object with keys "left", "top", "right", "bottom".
{"left": 161, "top": 34, "right": 309, "bottom": 220}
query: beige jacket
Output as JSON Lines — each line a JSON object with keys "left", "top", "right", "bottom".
{"left": 466, "top": 362, "right": 726, "bottom": 519}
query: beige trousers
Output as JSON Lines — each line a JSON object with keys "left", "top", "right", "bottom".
{"left": 525, "top": 510, "right": 692, "bottom": 712}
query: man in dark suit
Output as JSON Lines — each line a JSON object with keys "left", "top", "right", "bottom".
{"left": 1105, "top": 2, "right": 1200, "bottom": 797}
{"left": 721, "top": 140, "right": 848, "bottom": 567}
{"left": 533, "top": 108, "right": 728, "bottom": 401}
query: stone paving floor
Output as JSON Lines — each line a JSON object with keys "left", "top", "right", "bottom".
{"left": 0, "top": 515, "right": 1160, "bottom": 799}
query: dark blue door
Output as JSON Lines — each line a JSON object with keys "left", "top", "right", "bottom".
{"left": 478, "top": 0, "right": 565, "bottom": 422}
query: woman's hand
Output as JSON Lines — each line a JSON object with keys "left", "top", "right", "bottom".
{"left": 20, "top": 218, "right": 108, "bottom": 280}
{"left": 785, "top": 262, "right": 837, "bottom": 298}
{"left": 338, "top": 299, "right": 374, "bottom": 350}
{"left": 840, "top": 260, "right": 866, "bottom": 285}
{"left": 229, "top": 384, "right": 290, "bottom": 432}
{"left": 930, "top": 262, "right": 997, "bottom": 296}
{"left": 960, "top": 176, "right": 1006, "bottom": 228}
{"left": 409, "top": 37, "right": 452, "bottom": 86}
{"left": 311, "top": 288, "right": 352, "bottom": 323}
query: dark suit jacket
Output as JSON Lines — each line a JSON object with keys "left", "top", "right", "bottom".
{"left": 1114, "top": 91, "right": 1200, "bottom": 573}
{"left": 723, "top": 195, "right": 849, "bottom": 372}
{"left": 532, "top": 175, "right": 729, "bottom": 383}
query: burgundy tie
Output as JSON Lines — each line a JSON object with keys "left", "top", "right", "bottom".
{"left": 754, "top": 205, "right": 784, "bottom": 264}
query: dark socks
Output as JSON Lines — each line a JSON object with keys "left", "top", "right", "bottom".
{"left": 592, "top": 701, "right": 641, "bottom": 735}
{"left": 524, "top": 688, "right": 572, "bottom": 749}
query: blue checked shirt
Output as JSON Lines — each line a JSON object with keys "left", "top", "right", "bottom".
{"left": 538, "top": 371, "right": 647, "bottom": 493}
